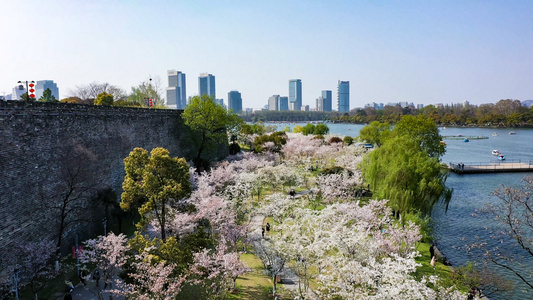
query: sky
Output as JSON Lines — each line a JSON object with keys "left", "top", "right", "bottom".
{"left": 1, "top": 0, "right": 532, "bottom": 109}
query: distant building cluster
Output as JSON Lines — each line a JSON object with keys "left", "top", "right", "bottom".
{"left": 363, "top": 100, "right": 473, "bottom": 110}
{"left": 164, "top": 70, "right": 242, "bottom": 112}
{"left": 3, "top": 80, "right": 59, "bottom": 101}
{"left": 267, "top": 79, "right": 350, "bottom": 112}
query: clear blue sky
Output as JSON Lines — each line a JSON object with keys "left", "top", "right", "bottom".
{"left": 1, "top": 0, "right": 532, "bottom": 108}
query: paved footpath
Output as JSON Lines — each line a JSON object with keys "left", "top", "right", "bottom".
{"left": 56, "top": 279, "right": 125, "bottom": 300}
{"left": 249, "top": 214, "right": 318, "bottom": 300}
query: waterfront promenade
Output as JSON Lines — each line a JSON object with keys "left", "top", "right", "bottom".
{"left": 448, "top": 160, "right": 533, "bottom": 174}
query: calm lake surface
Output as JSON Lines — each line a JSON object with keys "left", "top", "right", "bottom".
{"left": 270, "top": 122, "right": 533, "bottom": 299}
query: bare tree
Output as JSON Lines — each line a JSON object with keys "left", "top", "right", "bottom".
{"left": 470, "top": 176, "right": 533, "bottom": 291}
{"left": 69, "top": 82, "right": 128, "bottom": 104}
{"left": 39, "top": 142, "right": 100, "bottom": 250}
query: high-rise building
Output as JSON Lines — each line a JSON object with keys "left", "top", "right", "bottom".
{"left": 268, "top": 95, "right": 279, "bottom": 111}
{"left": 198, "top": 73, "right": 215, "bottom": 99}
{"left": 12, "top": 85, "right": 27, "bottom": 100}
{"left": 279, "top": 96, "right": 289, "bottom": 111}
{"left": 228, "top": 91, "right": 242, "bottom": 113}
{"left": 321, "top": 90, "right": 332, "bottom": 111}
{"left": 337, "top": 81, "right": 349, "bottom": 112}
{"left": 289, "top": 79, "right": 302, "bottom": 111}
{"left": 316, "top": 97, "right": 324, "bottom": 111}
{"left": 35, "top": 80, "right": 59, "bottom": 100}
{"left": 166, "top": 70, "right": 186, "bottom": 109}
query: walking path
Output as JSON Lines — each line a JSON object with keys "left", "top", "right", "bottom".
{"left": 248, "top": 214, "right": 318, "bottom": 300}
{"left": 55, "top": 275, "right": 125, "bottom": 300}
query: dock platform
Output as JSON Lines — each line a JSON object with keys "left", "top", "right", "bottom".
{"left": 448, "top": 160, "right": 533, "bottom": 174}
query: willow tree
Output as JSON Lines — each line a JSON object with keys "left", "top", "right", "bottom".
{"left": 358, "top": 121, "right": 391, "bottom": 147}
{"left": 360, "top": 115, "right": 451, "bottom": 216}
{"left": 121, "top": 147, "right": 191, "bottom": 241}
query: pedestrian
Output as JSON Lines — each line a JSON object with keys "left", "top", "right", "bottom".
{"left": 64, "top": 291, "right": 73, "bottom": 300}
{"left": 93, "top": 269, "right": 100, "bottom": 288}
{"left": 79, "top": 269, "right": 86, "bottom": 286}
{"left": 266, "top": 223, "right": 271, "bottom": 232}
{"left": 65, "top": 279, "right": 74, "bottom": 292}
{"left": 430, "top": 255, "right": 436, "bottom": 269}
{"left": 262, "top": 227, "right": 265, "bottom": 238}
{"left": 429, "top": 244, "right": 435, "bottom": 259}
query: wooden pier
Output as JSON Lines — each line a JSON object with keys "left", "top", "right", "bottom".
{"left": 448, "top": 160, "right": 533, "bottom": 174}
{"left": 441, "top": 135, "right": 489, "bottom": 140}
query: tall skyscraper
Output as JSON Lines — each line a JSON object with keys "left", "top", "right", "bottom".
{"left": 321, "top": 90, "right": 332, "bottom": 111}
{"left": 279, "top": 96, "right": 289, "bottom": 111}
{"left": 228, "top": 91, "right": 242, "bottom": 113}
{"left": 288, "top": 79, "right": 302, "bottom": 111}
{"left": 166, "top": 70, "right": 186, "bottom": 109}
{"left": 35, "top": 80, "right": 59, "bottom": 100}
{"left": 198, "top": 73, "right": 215, "bottom": 99}
{"left": 337, "top": 81, "right": 350, "bottom": 112}
{"left": 268, "top": 95, "right": 279, "bottom": 111}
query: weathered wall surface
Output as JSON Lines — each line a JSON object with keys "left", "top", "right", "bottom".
{"left": 0, "top": 101, "right": 226, "bottom": 255}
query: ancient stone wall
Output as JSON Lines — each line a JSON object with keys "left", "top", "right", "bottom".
{"left": 0, "top": 101, "right": 226, "bottom": 255}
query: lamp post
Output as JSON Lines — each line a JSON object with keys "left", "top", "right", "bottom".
{"left": 17, "top": 80, "right": 35, "bottom": 100}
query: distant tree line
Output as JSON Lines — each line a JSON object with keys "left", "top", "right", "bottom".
{"left": 240, "top": 110, "right": 333, "bottom": 122}
{"left": 331, "top": 99, "right": 533, "bottom": 127}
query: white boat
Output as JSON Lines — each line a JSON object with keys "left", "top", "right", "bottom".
{"left": 492, "top": 150, "right": 501, "bottom": 155}
{"left": 509, "top": 131, "right": 516, "bottom": 135}
{"left": 492, "top": 132, "right": 498, "bottom": 136}
{"left": 498, "top": 155, "right": 506, "bottom": 161}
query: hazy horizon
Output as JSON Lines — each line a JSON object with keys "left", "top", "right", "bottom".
{"left": 1, "top": 0, "right": 532, "bottom": 109}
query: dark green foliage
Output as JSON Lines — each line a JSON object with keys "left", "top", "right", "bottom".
{"left": 313, "top": 135, "right": 325, "bottom": 141}
{"left": 229, "top": 142, "right": 241, "bottom": 155}
{"left": 253, "top": 131, "right": 287, "bottom": 153}
{"left": 328, "top": 136, "right": 343, "bottom": 144}
{"left": 343, "top": 136, "right": 354, "bottom": 145}
{"left": 183, "top": 95, "right": 242, "bottom": 168}
{"left": 319, "top": 166, "right": 353, "bottom": 176}
{"left": 314, "top": 123, "right": 330, "bottom": 135}
{"left": 302, "top": 123, "right": 315, "bottom": 135}
{"left": 241, "top": 123, "right": 266, "bottom": 135}
{"left": 38, "top": 88, "right": 57, "bottom": 102}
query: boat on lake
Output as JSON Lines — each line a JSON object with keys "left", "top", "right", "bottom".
{"left": 498, "top": 155, "right": 506, "bottom": 160}
{"left": 509, "top": 131, "right": 516, "bottom": 135}
{"left": 463, "top": 139, "right": 470, "bottom": 142}
{"left": 492, "top": 150, "right": 501, "bottom": 155}
{"left": 492, "top": 132, "right": 498, "bottom": 136}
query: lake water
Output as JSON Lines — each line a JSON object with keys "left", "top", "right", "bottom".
{"left": 270, "top": 122, "right": 533, "bottom": 298}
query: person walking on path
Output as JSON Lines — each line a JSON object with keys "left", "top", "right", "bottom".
{"left": 429, "top": 244, "right": 435, "bottom": 259}
{"left": 266, "top": 222, "right": 271, "bottom": 233}
{"left": 430, "top": 256, "right": 437, "bottom": 269}
{"left": 262, "top": 227, "right": 265, "bottom": 238}
{"left": 63, "top": 291, "right": 73, "bottom": 300}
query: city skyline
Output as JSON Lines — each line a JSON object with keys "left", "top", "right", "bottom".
{"left": 1, "top": 1, "right": 532, "bottom": 108}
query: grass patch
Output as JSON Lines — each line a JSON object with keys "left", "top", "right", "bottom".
{"left": 413, "top": 242, "right": 468, "bottom": 292}
{"left": 226, "top": 253, "right": 272, "bottom": 300}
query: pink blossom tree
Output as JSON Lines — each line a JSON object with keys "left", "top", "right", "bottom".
{"left": 80, "top": 232, "right": 129, "bottom": 292}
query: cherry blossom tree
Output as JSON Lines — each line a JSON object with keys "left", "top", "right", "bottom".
{"left": 119, "top": 251, "right": 186, "bottom": 300}
{"left": 1, "top": 239, "right": 58, "bottom": 300}
{"left": 80, "top": 232, "right": 129, "bottom": 293}
{"left": 190, "top": 240, "right": 249, "bottom": 299}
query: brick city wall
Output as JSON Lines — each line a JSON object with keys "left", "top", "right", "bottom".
{"left": 0, "top": 101, "right": 226, "bottom": 255}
